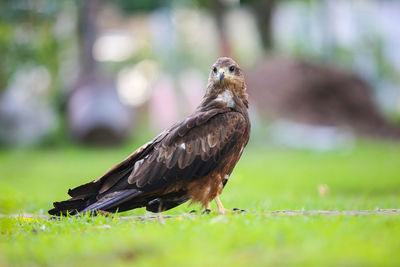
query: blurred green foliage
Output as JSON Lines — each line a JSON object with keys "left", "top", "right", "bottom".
{"left": 0, "top": 0, "right": 61, "bottom": 93}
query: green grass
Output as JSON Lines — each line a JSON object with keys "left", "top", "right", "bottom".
{"left": 1, "top": 140, "right": 400, "bottom": 266}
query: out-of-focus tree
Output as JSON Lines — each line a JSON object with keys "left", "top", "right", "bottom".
{"left": 0, "top": 0, "right": 65, "bottom": 146}
{"left": 68, "top": 0, "right": 133, "bottom": 146}
{"left": 0, "top": 0, "right": 61, "bottom": 94}
{"left": 199, "top": 0, "right": 232, "bottom": 56}
{"left": 241, "top": 0, "right": 276, "bottom": 50}
{"left": 114, "top": 0, "right": 167, "bottom": 14}
{"left": 197, "top": 0, "right": 276, "bottom": 57}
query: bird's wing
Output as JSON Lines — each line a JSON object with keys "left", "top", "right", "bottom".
{"left": 52, "top": 109, "right": 247, "bottom": 215}
{"left": 126, "top": 110, "right": 247, "bottom": 191}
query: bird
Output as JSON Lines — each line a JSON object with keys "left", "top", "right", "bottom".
{"left": 48, "top": 57, "right": 251, "bottom": 216}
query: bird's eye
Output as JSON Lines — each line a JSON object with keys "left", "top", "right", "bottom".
{"left": 213, "top": 67, "right": 217, "bottom": 73}
{"left": 229, "top": 66, "right": 235, "bottom": 72}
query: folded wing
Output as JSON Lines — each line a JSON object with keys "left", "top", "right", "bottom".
{"left": 49, "top": 109, "right": 247, "bottom": 215}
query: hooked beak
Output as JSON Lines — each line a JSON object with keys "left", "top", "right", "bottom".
{"left": 218, "top": 69, "right": 225, "bottom": 84}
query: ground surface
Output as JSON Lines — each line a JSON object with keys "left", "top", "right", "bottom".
{"left": 1, "top": 140, "right": 400, "bottom": 266}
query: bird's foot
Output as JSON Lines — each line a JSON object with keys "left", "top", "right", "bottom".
{"left": 202, "top": 209, "right": 212, "bottom": 214}
{"left": 198, "top": 208, "right": 245, "bottom": 214}
{"left": 232, "top": 208, "right": 246, "bottom": 213}
{"left": 214, "top": 196, "right": 245, "bottom": 214}
{"left": 217, "top": 208, "right": 246, "bottom": 214}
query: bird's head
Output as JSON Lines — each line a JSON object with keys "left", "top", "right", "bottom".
{"left": 209, "top": 57, "right": 244, "bottom": 88}
{"left": 204, "top": 57, "right": 248, "bottom": 109}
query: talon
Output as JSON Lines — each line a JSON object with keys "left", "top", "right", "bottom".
{"left": 203, "top": 209, "right": 211, "bottom": 214}
{"left": 189, "top": 210, "right": 197, "bottom": 213}
{"left": 232, "top": 208, "right": 246, "bottom": 213}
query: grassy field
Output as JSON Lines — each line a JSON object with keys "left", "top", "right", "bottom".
{"left": 1, "top": 140, "right": 400, "bottom": 266}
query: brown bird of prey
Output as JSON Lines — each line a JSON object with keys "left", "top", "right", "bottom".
{"left": 49, "top": 57, "right": 250, "bottom": 215}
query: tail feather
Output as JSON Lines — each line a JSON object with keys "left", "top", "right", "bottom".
{"left": 80, "top": 189, "right": 142, "bottom": 214}
{"left": 50, "top": 164, "right": 136, "bottom": 216}
{"left": 49, "top": 189, "right": 143, "bottom": 216}
{"left": 68, "top": 181, "right": 101, "bottom": 198}
{"left": 48, "top": 197, "right": 96, "bottom": 216}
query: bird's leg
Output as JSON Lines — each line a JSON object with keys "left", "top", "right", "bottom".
{"left": 202, "top": 202, "right": 212, "bottom": 214}
{"left": 215, "top": 196, "right": 228, "bottom": 214}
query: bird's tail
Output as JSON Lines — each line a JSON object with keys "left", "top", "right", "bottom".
{"left": 48, "top": 197, "right": 97, "bottom": 216}
{"left": 79, "top": 189, "right": 141, "bottom": 214}
{"left": 48, "top": 189, "right": 143, "bottom": 216}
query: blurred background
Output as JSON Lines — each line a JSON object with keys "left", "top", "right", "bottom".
{"left": 2, "top": 2, "right": 400, "bottom": 265}
{"left": 1, "top": 0, "right": 400, "bottom": 149}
